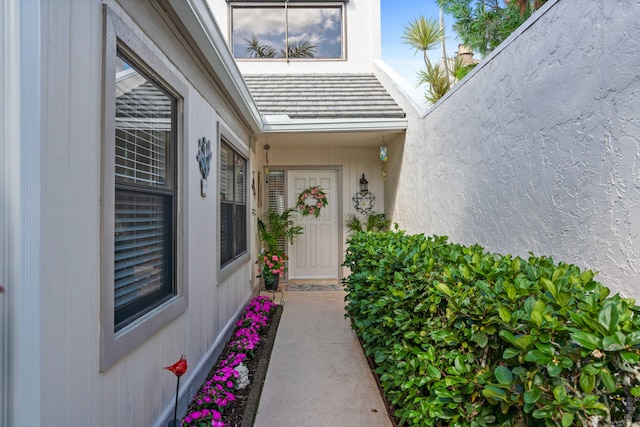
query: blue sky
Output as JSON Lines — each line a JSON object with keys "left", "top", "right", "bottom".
{"left": 381, "top": 0, "right": 461, "bottom": 91}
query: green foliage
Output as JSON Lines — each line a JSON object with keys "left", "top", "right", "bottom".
{"left": 257, "top": 207, "right": 304, "bottom": 253}
{"left": 437, "top": 0, "right": 548, "bottom": 57}
{"left": 402, "top": 16, "right": 451, "bottom": 104}
{"left": 403, "top": 16, "right": 444, "bottom": 57}
{"left": 402, "top": 16, "right": 474, "bottom": 104}
{"left": 343, "top": 231, "right": 640, "bottom": 426}
{"left": 418, "top": 60, "right": 452, "bottom": 104}
{"left": 451, "top": 56, "right": 477, "bottom": 81}
{"left": 345, "top": 211, "right": 391, "bottom": 233}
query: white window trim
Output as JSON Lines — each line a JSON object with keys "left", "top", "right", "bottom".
{"left": 100, "top": 6, "right": 189, "bottom": 371}
{"left": 217, "top": 120, "right": 250, "bottom": 283}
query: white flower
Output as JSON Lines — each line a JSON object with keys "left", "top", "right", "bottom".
{"left": 234, "top": 363, "right": 250, "bottom": 389}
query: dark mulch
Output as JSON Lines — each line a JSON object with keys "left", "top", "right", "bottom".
{"left": 183, "top": 304, "right": 283, "bottom": 427}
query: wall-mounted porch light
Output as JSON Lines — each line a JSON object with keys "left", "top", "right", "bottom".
{"left": 353, "top": 174, "right": 375, "bottom": 213}
{"left": 359, "top": 174, "right": 369, "bottom": 193}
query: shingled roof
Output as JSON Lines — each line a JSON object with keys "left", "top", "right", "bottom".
{"left": 243, "top": 74, "right": 406, "bottom": 120}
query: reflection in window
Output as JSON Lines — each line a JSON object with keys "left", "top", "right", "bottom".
{"left": 114, "top": 50, "right": 176, "bottom": 331}
{"left": 220, "top": 141, "right": 247, "bottom": 266}
{"left": 231, "top": 3, "right": 343, "bottom": 59}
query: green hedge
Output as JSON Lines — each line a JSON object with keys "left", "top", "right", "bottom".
{"left": 343, "top": 230, "right": 640, "bottom": 426}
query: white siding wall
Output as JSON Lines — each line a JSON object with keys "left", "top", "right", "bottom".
{"left": 39, "top": 1, "right": 254, "bottom": 426}
{"left": 381, "top": 0, "right": 640, "bottom": 300}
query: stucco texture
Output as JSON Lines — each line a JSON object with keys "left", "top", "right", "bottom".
{"left": 390, "top": 0, "right": 640, "bottom": 300}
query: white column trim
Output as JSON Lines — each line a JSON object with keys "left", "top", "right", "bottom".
{"left": 1, "top": 1, "right": 42, "bottom": 426}
{"left": 0, "top": 0, "right": 19, "bottom": 425}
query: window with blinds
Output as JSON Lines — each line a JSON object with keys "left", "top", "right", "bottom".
{"left": 220, "top": 140, "right": 247, "bottom": 266}
{"left": 113, "top": 50, "right": 176, "bottom": 331}
{"left": 268, "top": 170, "right": 285, "bottom": 214}
{"left": 267, "top": 170, "right": 286, "bottom": 252}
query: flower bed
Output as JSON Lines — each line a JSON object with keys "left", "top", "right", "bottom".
{"left": 181, "top": 296, "right": 278, "bottom": 427}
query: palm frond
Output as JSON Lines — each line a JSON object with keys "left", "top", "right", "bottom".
{"left": 402, "top": 16, "right": 444, "bottom": 56}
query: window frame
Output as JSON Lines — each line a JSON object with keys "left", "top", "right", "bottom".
{"left": 228, "top": 1, "right": 347, "bottom": 61}
{"left": 100, "top": 6, "right": 189, "bottom": 371}
{"left": 217, "top": 121, "right": 250, "bottom": 282}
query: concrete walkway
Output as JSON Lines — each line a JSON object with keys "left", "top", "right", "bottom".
{"left": 253, "top": 283, "right": 393, "bottom": 427}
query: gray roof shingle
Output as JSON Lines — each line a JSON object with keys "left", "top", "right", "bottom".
{"left": 243, "top": 74, "right": 406, "bottom": 119}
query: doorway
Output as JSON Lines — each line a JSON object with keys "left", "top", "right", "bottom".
{"left": 287, "top": 170, "right": 339, "bottom": 279}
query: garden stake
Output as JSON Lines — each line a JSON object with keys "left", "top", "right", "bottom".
{"left": 164, "top": 355, "right": 187, "bottom": 427}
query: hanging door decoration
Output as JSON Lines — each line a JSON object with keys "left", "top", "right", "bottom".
{"left": 197, "top": 136, "right": 212, "bottom": 197}
{"left": 296, "top": 186, "right": 328, "bottom": 218}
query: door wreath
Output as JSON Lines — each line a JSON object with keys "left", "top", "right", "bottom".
{"left": 297, "top": 186, "right": 328, "bottom": 218}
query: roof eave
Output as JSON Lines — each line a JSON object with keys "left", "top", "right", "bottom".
{"left": 166, "top": 0, "right": 263, "bottom": 133}
{"left": 261, "top": 115, "right": 408, "bottom": 133}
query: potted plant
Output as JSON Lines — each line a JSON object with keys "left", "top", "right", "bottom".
{"left": 257, "top": 207, "right": 303, "bottom": 289}
{"left": 345, "top": 211, "right": 391, "bottom": 233}
{"left": 259, "top": 251, "right": 288, "bottom": 290}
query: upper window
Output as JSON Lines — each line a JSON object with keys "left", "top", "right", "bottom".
{"left": 230, "top": 2, "right": 344, "bottom": 60}
{"left": 220, "top": 140, "right": 247, "bottom": 266}
{"left": 114, "top": 50, "right": 177, "bottom": 331}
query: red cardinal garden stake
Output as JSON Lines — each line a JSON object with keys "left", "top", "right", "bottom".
{"left": 165, "top": 355, "right": 187, "bottom": 427}
{"left": 164, "top": 355, "right": 187, "bottom": 377}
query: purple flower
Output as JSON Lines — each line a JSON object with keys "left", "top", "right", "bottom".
{"left": 180, "top": 296, "right": 275, "bottom": 426}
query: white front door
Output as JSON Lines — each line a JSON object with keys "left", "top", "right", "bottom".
{"left": 287, "top": 170, "right": 339, "bottom": 279}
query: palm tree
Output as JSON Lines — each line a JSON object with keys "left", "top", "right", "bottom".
{"left": 257, "top": 207, "right": 303, "bottom": 253}
{"left": 245, "top": 34, "right": 276, "bottom": 58}
{"left": 403, "top": 15, "right": 478, "bottom": 104}
{"left": 402, "top": 16, "right": 443, "bottom": 71}
{"left": 450, "top": 55, "right": 476, "bottom": 82}
{"left": 439, "top": 7, "right": 449, "bottom": 75}
{"left": 403, "top": 16, "right": 452, "bottom": 104}
{"left": 245, "top": 35, "right": 315, "bottom": 59}
{"left": 417, "top": 59, "right": 451, "bottom": 104}
{"left": 280, "top": 38, "right": 316, "bottom": 59}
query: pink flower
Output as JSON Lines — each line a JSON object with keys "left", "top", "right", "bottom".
{"left": 317, "top": 202, "right": 323, "bottom": 207}
{"left": 271, "top": 255, "right": 278, "bottom": 261}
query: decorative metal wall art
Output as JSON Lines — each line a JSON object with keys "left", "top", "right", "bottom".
{"left": 352, "top": 192, "right": 375, "bottom": 214}
{"left": 353, "top": 174, "right": 375, "bottom": 213}
{"left": 197, "top": 136, "right": 212, "bottom": 197}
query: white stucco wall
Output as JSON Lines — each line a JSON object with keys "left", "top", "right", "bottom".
{"left": 387, "top": 0, "right": 640, "bottom": 300}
